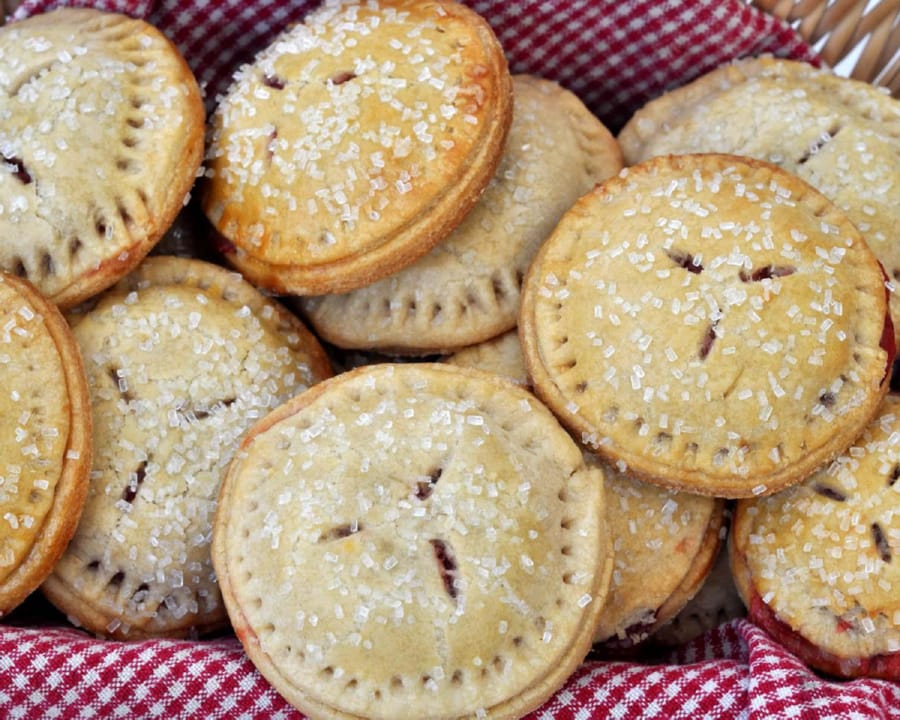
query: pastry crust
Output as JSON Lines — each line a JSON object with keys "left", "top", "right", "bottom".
{"left": 731, "top": 394, "right": 900, "bottom": 679}
{"left": 0, "top": 272, "right": 91, "bottom": 616}
{"left": 203, "top": 0, "right": 513, "bottom": 296}
{"left": 593, "top": 460, "right": 725, "bottom": 646}
{"left": 42, "top": 257, "right": 331, "bottom": 639}
{"left": 213, "top": 363, "right": 613, "bottom": 720}
{"left": 445, "top": 330, "right": 531, "bottom": 387}
{"left": 0, "top": 8, "right": 205, "bottom": 308}
{"left": 519, "top": 153, "right": 891, "bottom": 497}
{"left": 618, "top": 57, "right": 900, "bottom": 349}
{"left": 447, "top": 329, "right": 726, "bottom": 648}
{"left": 298, "top": 75, "right": 622, "bottom": 352}
{"left": 653, "top": 542, "right": 746, "bottom": 647}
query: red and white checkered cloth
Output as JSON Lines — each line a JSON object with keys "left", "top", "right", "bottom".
{"left": 3, "top": 1, "right": 898, "bottom": 718}
{"left": 4, "top": 615, "right": 900, "bottom": 719}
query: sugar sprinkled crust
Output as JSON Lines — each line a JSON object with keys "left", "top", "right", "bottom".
{"left": 0, "top": 8, "right": 205, "bottom": 308}
{"left": 445, "top": 330, "right": 530, "bottom": 387}
{"left": 447, "top": 330, "right": 727, "bottom": 646}
{"left": 618, "top": 57, "right": 900, "bottom": 349}
{"left": 731, "top": 394, "right": 900, "bottom": 677}
{"left": 298, "top": 74, "right": 622, "bottom": 352}
{"left": 213, "top": 363, "right": 612, "bottom": 720}
{"left": 42, "top": 257, "right": 331, "bottom": 639}
{"left": 520, "top": 153, "right": 890, "bottom": 498}
{"left": 0, "top": 272, "right": 91, "bottom": 616}
{"left": 203, "top": 0, "right": 513, "bottom": 296}
{"left": 593, "top": 458, "right": 724, "bottom": 645}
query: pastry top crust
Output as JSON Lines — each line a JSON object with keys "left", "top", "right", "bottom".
{"left": 618, "top": 57, "right": 900, "bottom": 348}
{"left": 43, "top": 257, "right": 330, "bottom": 639}
{"left": 0, "top": 272, "right": 91, "bottom": 615}
{"left": 445, "top": 330, "right": 530, "bottom": 386}
{"left": 732, "top": 394, "right": 900, "bottom": 661}
{"left": 520, "top": 153, "right": 890, "bottom": 497}
{"left": 213, "top": 363, "right": 612, "bottom": 720}
{"left": 298, "top": 74, "right": 622, "bottom": 352}
{"left": 203, "top": 0, "right": 513, "bottom": 296}
{"left": 593, "top": 461, "right": 723, "bottom": 644}
{"left": 0, "top": 8, "right": 205, "bottom": 307}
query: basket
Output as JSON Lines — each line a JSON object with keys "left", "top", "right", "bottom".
{"left": 0, "top": 2, "right": 898, "bottom": 720}
{"left": 750, "top": 0, "right": 899, "bottom": 93}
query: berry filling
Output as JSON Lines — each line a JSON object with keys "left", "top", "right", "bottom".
{"left": 748, "top": 589, "right": 900, "bottom": 680}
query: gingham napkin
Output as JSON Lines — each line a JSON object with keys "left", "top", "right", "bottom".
{"left": 11, "top": 0, "right": 817, "bottom": 130}
{"left": 3, "top": 1, "right": 898, "bottom": 718}
{"left": 3, "top": 616, "right": 900, "bottom": 719}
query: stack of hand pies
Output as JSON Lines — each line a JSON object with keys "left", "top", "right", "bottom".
{"left": 0, "top": 2, "right": 897, "bottom": 718}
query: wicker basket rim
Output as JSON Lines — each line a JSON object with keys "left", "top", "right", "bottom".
{"left": 750, "top": 0, "right": 899, "bottom": 94}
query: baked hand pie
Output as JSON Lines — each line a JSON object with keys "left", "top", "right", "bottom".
{"left": 203, "top": 0, "right": 513, "bottom": 296}
{"left": 213, "top": 363, "right": 613, "bottom": 719}
{"left": 0, "top": 8, "right": 204, "bottom": 308}
{"left": 520, "top": 153, "right": 893, "bottom": 498}
{"left": 0, "top": 272, "right": 91, "bottom": 617}
{"left": 731, "top": 394, "right": 900, "bottom": 679}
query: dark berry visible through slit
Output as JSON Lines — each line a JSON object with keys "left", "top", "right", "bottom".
{"left": 122, "top": 460, "right": 148, "bottom": 503}
{"left": 430, "top": 539, "right": 459, "bottom": 601}
{"left": 318, "top": 522, "right": 362, "bottom": 543}
{"left": 818, "top": 392, "right": 836, "bottom": 407}
{"left": 262, "top": 74, "right": 286, "bottom": 90}
{"left": 813, "top": 483, "right": 846, "bottom": 502}
{"left": 415, "top": 468, "right": 442, "bottom": 500}
{"left": 699, "top": 320, "right": 718, "bottom": 360}
{"left": 330, "top": 71, "right": 357, "bottom": 85}
{"left": 108, "top": 366, "right": 134, "bottom": 403}
{"left": 665, "top": 249, "right": 702, "bottom": 274}
{"left": 3, "top": 155, "right": 32, "bottom": 184}
{"left": 739, "top": 265, "right": 796, "bottom": 282}
{"left": 872, "top": 523, "right": 891, "bottom": 563}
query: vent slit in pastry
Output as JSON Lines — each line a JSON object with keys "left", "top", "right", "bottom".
{"left": 329, "top": 71, "right": 357, "bottom": 85}
{"left": 177, "top": 397, "right": 236, "bottom": 422}
{"left": 429, "top": 538, "right": 459, "bottom": 602}
{"left": 665, "top": 248, "right": 703, "bottom": 274}
{"left": 262, "top": 74, "right": 286, "bottom": 90}
{"left": 3, "top": 155, "right": 32, "bottom": 184}
{"left": 871, "top": 523, "right": 891, "bottom": 563}
{"left": 317, "top": 522, "right": 363, "bottom": 543}
{"left": 122, "top": 460, "right": 148, "bottom": 504}
{"left": 414, "top": 467, "right": 442, "bottom": 500}
{"left": 699, "top": 319, "right": 718, "bottom": 360}
{"left": 40, "top": 251, "right": 54, "bottom": 277}
{"left": 813, "top": 483, "right": 847, "bottom": 502}
{"left": 107, "top": 366, "right": 134, "bottom": 402}
{"left": 739, "top": 264, "right": 796, "bottom": 282}
{"left": 796, "top": 123, "right": 842, "bottom": 165}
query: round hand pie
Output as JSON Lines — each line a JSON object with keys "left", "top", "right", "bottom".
{"left": 203, "top": 0, "right": 513, "bottom": 296}
{"left": 731, "top": 394, "right": 900, "bottom": 679}
{"left": 42, "top": 257, "right": 331, "bottom": 639}
{"left": 213, "top": 363, "right": 613, "bottom": 720}
{"left": 0, "top": 272, "right": 91, "bottom": 616}
{"left": 0, "top": 8, "right": 204, "bottom": 307}
{"left": 519, "top": 153, "right": 892, "bottom": 497}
